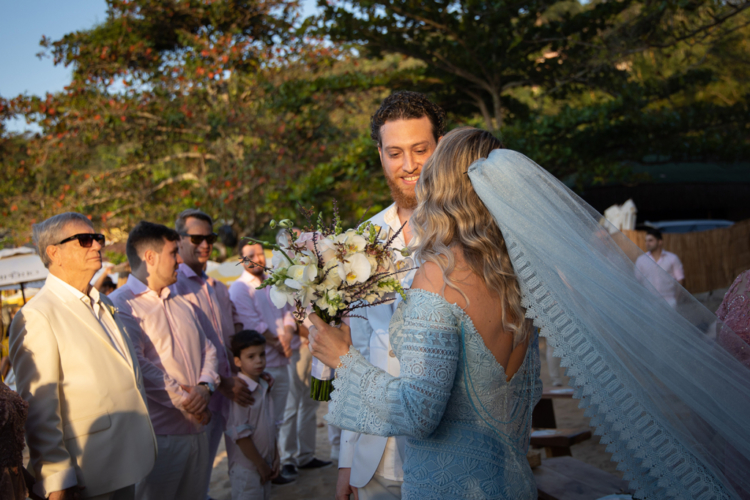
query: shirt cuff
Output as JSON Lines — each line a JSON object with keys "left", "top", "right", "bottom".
{"left": 199, "top": 374, "right": 220, "bottom": 386}
{"left": 226, "top": 423, "right": 255, "bottom": 442}
{"left": 283, "top": 315, "right": 297, "bottom": 329}
{"left": 35, "top": 465, "right": 77, "bottom": 498}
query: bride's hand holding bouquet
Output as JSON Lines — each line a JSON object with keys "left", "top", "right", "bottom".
{"left": 244, "top": 205, "right": 411, "bottom": 401}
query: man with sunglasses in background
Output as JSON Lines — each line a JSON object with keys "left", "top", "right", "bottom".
{"left": 9, "top": 212, "right": 157, "bottom": 500}
{"left": 169, "top": 209, "right": 254, "bottom": 498}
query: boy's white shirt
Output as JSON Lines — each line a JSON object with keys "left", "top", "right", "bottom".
{"left": 339, "top": 203, "right": 417, "bottom": 487}
{"left": 225, "top": 372, "right": 276, "bottom": 471}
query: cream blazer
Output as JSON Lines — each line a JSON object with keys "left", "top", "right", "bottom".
{"left": 9, "top": 275, "right": 157, "bottom": 498}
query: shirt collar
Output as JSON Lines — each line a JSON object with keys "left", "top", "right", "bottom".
{"left": 128, "top": 274, "right": 171, "bottom": 299}
{"left": 241, "top": 270, "right": 264, "bottom": 287}
{"left": 47, "top": 273, "right": 98, "bottom": 305}
{"left": 179, "top": 263, "right": 206, "bottom": 281}
{"left": 382, "top": 204, "right": 402, "bottom": 233}
{"left": 237, "top": 372, "right": 260, "bottom": 392}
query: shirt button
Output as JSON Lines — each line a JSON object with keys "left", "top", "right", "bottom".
{"left": 389, "top": 350, "right": 396, "bottom": 358}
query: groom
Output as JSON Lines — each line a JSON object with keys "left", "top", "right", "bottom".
{"left": 336, "top": 91, "right": 445, "bottom": 500}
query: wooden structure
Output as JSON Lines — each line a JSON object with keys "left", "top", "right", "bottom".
{"left": 531, "top": 428, "right": 592, "bottom": 458}
{"left": 534, "top": 456, "right": 633, "bottom": 500}
{"left": 623, "top": 218, "right": 750, "bottom": 294}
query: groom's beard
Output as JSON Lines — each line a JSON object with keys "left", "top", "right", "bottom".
{"left": 384, "top": 169, "right": 418, "bottom": 210}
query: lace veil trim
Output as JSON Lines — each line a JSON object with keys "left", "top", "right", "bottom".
{"left": 508, "top": 234, "right": 731, "bottom": 500}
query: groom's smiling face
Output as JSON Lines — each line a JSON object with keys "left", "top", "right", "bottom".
{"left": 378, "top": 116, "right": 438, "bottom": 210}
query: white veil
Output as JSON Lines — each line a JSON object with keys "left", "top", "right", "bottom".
{"left": 468, "top": 149, "right": 750, "bottom": 500}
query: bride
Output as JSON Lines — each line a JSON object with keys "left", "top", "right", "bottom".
{"left": 309, "top": 127, "right": 750, "bottom": 499}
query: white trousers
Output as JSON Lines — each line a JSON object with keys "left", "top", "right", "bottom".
{"left": 136, "top": 433, "right": 210, "bottom": 500}
{"left": 265, "top": 365, "right": 291, "bottom": 426}
{"left": 86, "top": 485, "right": 135, "bottom": 500}
{"left": 328, "top": 424, "right": 341, "bottom": 460}
{"left": 358, "top": 474, "right": 402, "bottom": 500}
{"left": 279, "top": 348, "right": 319, "bottom": 467}
{"left": 545, "top": 341, "right": 564, "bottom": 386}
{"left": 229, "top": 465, "right": 271, "bottom": 500}
{"left": 204, "top": 411, "right": 227, "bottom": 498}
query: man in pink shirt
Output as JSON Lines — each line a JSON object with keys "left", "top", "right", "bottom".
{"left": 229, "top": 242, "right": 305, "bottom": 481}
{"left": 111, "top": 221, "right": 220, "bottom": 500}
{"left": 635, "top": 228, "right": 686, "bottom": 308}
{"left": 169, "top": 209, "right": 254, "bottom": 497}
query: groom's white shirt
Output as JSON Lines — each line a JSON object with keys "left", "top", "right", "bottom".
{"left": 339, "top": 204, "right": 416, "bottom": 487}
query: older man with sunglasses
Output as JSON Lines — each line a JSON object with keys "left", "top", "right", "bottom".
{"left": 169, "top": 209, "right": 252, "bottom": 498}
{"left": 9, "top": 212, "right": 157, "bottom": 500}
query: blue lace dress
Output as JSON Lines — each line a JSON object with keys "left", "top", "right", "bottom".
{"left": 327, "top": 289, "right": 542, "bottom": 499}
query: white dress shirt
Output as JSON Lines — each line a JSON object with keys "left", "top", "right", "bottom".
{"left": 344, "top": 204, "right": 417, "bottom": 483}
{"left": 50, "top": 273, "right": 129, "bottom": 360}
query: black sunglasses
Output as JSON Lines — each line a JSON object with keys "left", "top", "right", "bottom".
{"left": 182, "top": 233, "right": 218, "bottom": 245}
{"left": 57, "top": 233, "right": 106, "bottom": 248}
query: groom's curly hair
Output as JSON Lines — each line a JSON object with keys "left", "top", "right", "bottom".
{"left": 370, "top": 91, "right": 446, "bottom": 146}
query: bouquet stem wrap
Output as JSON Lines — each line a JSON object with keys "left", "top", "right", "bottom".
{"left": 310, "top": 317, "right": 338, "bottom": 401}
{"left": 310, "top": 358, "right": 335, "bottom": 401}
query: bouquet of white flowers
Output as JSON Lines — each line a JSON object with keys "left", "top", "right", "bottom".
{"left": 246, "top": 207, "right": 411, "bottom": 401}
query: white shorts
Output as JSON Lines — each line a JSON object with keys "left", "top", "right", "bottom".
{"left": 229, "top": 465, "right": 272, "bottom": 500}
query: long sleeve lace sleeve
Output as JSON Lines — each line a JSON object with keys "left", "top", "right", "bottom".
{"left": 326, "top": 291, "right": 460, "bottom": 439}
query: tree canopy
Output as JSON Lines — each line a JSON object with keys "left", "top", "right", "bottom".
{"left": 1, "top": 0, "right": 748, "bottom": 248}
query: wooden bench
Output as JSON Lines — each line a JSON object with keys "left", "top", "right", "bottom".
{"left": 531, "top": 428, "right": 592, "bottom": 457}
{"left": 534, "top": 456, "right": 633, "bottom": 500}
{"left": 532, "top": 387, "right": 575, "bottom": 429}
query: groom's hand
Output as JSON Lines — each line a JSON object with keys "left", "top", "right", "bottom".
{"left": 308, "top": 314, "right": 353, "bottom": 369}
{"left": 336, "top": 468, "right": 358, "bottom": 500}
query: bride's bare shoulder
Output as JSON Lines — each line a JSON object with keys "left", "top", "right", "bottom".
{"left": 411, "top": 261, "right": 446, "bottom": 295}
{"left": 411, "top": 260, "right": 471, "bottom": 309}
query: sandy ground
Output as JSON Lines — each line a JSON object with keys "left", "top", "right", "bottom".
{"left": 207, "top": 337, "right": 624, "bottom": 500}
{"left": 208, "top": 402, "right": 338, "bottom": 500}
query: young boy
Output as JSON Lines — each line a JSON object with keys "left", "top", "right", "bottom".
{"left": 226, "top": 330, "right": 281, "bottom": 500}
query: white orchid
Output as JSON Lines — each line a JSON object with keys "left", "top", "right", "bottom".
{"left": 337, "top": 252, "right": 372, "bottom": 285}
{"left": 270, "top": 284, "right": 294, "bottom": 309}
{"left": 334, "top": 229, "right": 367, "bottom": 256}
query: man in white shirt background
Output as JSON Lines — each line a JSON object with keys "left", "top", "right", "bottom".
{"left": 635, "top": 228, "right": 686, "bottom": 308}
{"left": 336, "top": 91, "right": 445, "bottom": 500}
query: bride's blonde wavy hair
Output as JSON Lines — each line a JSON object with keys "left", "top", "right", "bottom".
{"left": 411, "top": 127, "right": 530, "bottom": 344}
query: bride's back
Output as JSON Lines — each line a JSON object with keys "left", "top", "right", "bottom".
{"left": 410, "top": 127, "right": 531, "bottom": 379}
{"left": 412, "top": 252, "right": 530, "bottom": 381}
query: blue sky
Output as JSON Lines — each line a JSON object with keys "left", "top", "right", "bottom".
{"left": 0, "top": 0, "right": 318, "bottom": 132}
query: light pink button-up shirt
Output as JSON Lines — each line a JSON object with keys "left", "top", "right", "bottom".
{"left": 110, "top": 275, "right": 219, "bottom": 435}
{"left": 229, "top": 271, "right": 299, "bottom": 368}
{"left": 225, "top": 373, "right": 277, "bottom": 472}
{"left": 170, "top": 263, "right": 234, "bottom": 416}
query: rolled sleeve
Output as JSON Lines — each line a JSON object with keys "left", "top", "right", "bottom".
{"left": 197, "top": 324, "right": 221, "bottom": 386}
{"left": 226, "top": 423, "right": 255, "bottom": 442}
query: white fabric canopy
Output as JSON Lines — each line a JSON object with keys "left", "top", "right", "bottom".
{"left": 0, "top": 247, "right": 49, "bottom": 287}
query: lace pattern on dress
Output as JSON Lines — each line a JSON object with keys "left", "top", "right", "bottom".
{"left": 507, "top": 235, "right": 732, "bottom": 500}
{"left": 329, "top": 293, "right": 461, "bottom": 440}
{"left": 328, "top": 289, "right": 542, "bottom": 499}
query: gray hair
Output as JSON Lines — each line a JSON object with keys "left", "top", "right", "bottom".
{"left": 175, "top": 209, "right": 213, "bottom": 235}
{"left": 33, "top": 212, "right": 94, "bottom": 268}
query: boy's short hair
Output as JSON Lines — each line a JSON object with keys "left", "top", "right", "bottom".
{"left": 646, "top": 228, "right": 663, "bottom": 240}
{"left": 231, "top": 330, "right": 266, "bottom": 357}
{"left": 126, "top": 221, "right": 180, "bottom": 270}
